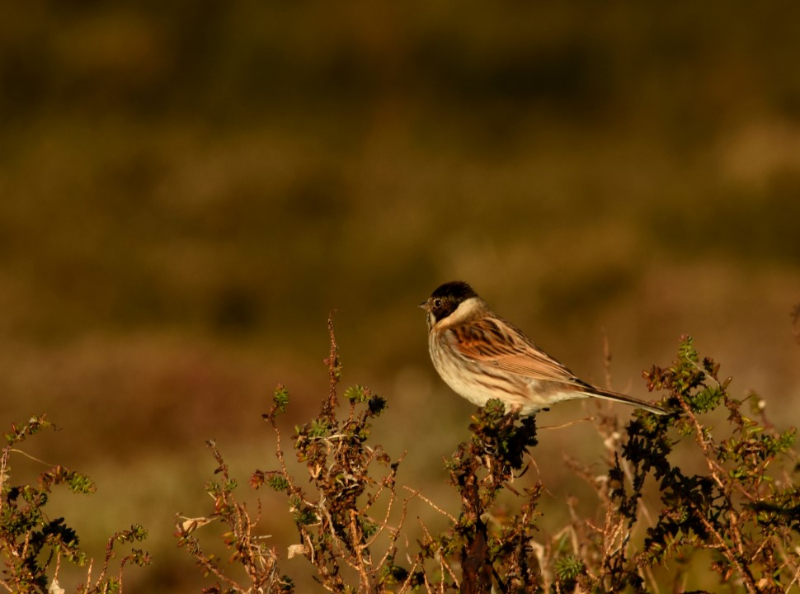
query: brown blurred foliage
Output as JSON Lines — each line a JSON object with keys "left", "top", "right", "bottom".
{"left": 1, "top": 3, "right": 800, "bottom": 591}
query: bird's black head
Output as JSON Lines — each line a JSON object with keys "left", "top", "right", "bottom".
{"left": 420, "top": 281, "right": 479, "bottom": 324}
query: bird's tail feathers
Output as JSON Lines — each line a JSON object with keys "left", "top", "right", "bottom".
{"left": 586, "top": 388, "right": 668, "bottom": 416}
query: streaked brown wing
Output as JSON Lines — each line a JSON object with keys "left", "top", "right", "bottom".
{"left": 448, "top": 316, "right": 587, "bottom": 387}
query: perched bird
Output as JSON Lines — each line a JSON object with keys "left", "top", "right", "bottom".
{"left": 420, "top": 281, "right": 666, "bottom": 416}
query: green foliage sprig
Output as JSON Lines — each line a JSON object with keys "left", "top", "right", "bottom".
{"left": 178, "top": 314, "right": 407, "bottom": 592}
{"left": 175, "top": 439, "right": 290, "bottom": 594}
{"left": 633, "top": 337, "right": 800, "bottom": 593}
{"left": 0, "top": 416, "right": 150, "bottom": 594}
{"left": 256, "top": 316, "right": 406, "bottom": 592}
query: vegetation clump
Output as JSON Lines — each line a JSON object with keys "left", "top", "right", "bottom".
{"left": 4, "top": 318, "right": 799, "bottom": 593}
{"left": 176, "top": 320, "right": 800, "bottom": 593}
{"left": 0, "top": 417, "right": 150, "bottom": 593}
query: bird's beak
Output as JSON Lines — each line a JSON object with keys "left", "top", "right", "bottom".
{"left": 418, "top": 300, "right": 428, "bottom": 310}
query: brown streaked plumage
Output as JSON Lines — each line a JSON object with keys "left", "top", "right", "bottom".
{"left": 420, "top": 281, "right": 667, "bottom": 416}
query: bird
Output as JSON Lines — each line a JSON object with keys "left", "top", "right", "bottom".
{"left": 420, "top": 281, "right": 666, "bottom": 416}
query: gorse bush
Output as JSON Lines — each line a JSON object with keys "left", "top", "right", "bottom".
{"left": 0, "top": 417, "right": 150, "bottom": 593}
{"left": 176, "top": 318, "right": 800, "bottom": 593}
{"left": 4, "top": 317, "right": 800, "bottom": 592}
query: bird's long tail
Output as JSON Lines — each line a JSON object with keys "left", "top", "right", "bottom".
{"left": 585, "top": 387, "right": 668, "bottom": 415}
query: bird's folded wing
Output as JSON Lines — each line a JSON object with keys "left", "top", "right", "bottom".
{"left": 448, "top": 319, "right": 586, "bottom": 386}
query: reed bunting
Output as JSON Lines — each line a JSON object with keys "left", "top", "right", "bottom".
{"left": 420, "top": 281, "right": 666, "bottom": 416}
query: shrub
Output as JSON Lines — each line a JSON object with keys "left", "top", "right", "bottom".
{"left": 176, "top": 317, "right": 800, "bottom": 593}
{"left": 6, "top": 316, "right": 797, "bottom": 592}
{"left": 0, "top": 416, "right": 150, "bottom": 593}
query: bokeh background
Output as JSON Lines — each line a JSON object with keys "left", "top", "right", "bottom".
{"left": 3, "top": 2, "right": 800, "bottom": 591}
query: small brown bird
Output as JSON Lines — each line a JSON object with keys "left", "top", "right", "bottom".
{"left": 420, "top": 281, "right": 666, "bottom": 416}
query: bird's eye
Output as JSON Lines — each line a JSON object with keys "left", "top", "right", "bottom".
{"left": 433, "top": 298, "right": 442, "bottom": 308}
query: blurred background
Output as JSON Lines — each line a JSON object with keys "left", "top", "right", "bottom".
{"left": 2, "top": 2, "right": 800, "bottom": 590}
